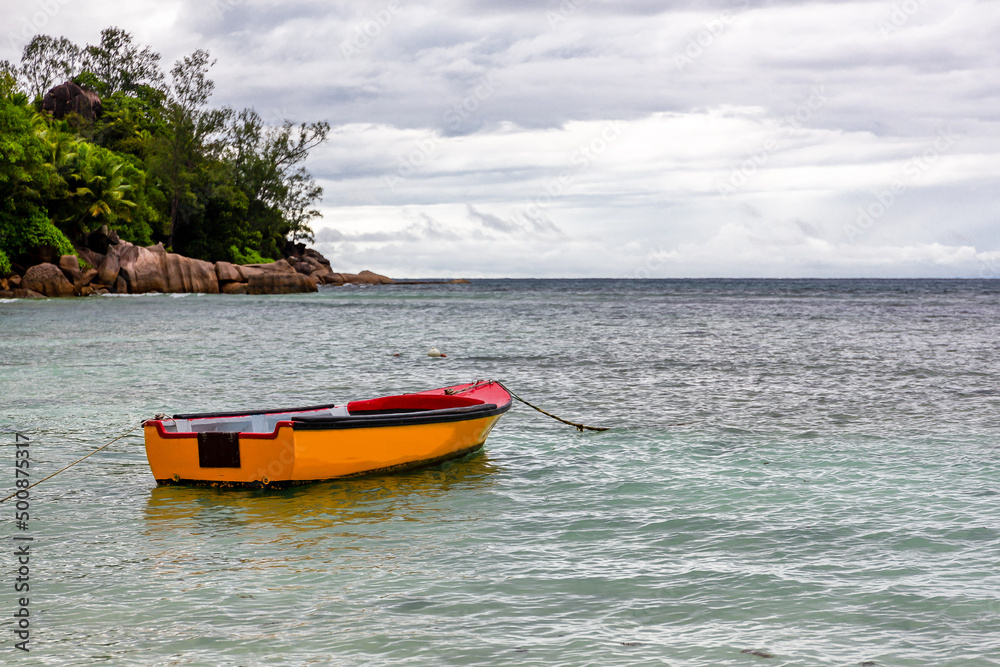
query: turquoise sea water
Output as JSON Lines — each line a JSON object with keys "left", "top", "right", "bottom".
{"left": 1, "top": 279, "right": 999, "bottom": 666}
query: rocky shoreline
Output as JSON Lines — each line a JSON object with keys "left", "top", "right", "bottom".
{"left": 0, "top": 226, "right": 398, "bottom": 299}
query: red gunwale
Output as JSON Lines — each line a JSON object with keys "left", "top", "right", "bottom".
{"left": 145, "top": 381, "right": 510, "bottom": 440}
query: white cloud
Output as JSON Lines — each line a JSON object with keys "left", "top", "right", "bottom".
{"left": 2, "top": 0, "right": 999, "bottom": 276}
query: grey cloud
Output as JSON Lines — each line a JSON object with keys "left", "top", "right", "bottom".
{"left": 315, "top": 212, "right": 456, "bottom": 246}
{"left": 2, "top": 0, "right": 998, "bottom": 277}
{"left": 466, "top": 204, "right": 520, "bottom": 233}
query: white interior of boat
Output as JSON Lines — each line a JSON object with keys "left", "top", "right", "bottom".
{"left": 161, "top": 406, "right": 351, "bottom": 434}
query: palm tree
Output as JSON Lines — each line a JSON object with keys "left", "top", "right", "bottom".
{"left": 63, "top": 142, "right": 136, "bottom": 237}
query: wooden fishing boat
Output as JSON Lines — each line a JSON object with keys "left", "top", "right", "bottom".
{"left": 143, "top": 380, "right": 511, "bottom": 487}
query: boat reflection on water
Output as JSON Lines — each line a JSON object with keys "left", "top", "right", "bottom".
{"left": 136, "top": 450, "right": 501, "bottom": 635}
{"left": 142, "top": 448, "right": 500, "bottom": 534}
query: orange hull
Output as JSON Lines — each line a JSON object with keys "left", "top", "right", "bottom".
{"left": 142, "top": 381, "right": 511, "bottom": 487}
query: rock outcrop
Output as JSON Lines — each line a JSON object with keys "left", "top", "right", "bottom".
{"left": 58, "top": 255, "right": 82, "bottom": 285}
{"left": 42, "top": 81, "right": 103, "bottom": 121}
{"left": 97, "top": 251, "right": 120, "bottom": 285}
{"left": 282, "top": 242, "right": 393, "bottom": 285}
{"left": 340, "top": 270, "right": 395, "bottom": 285}
{"left": 11, "top": 244, "right": 61, "bottom": 276}
{"left": 86, "top": 224, "right": 118, "bottom": 253}
{"left": 161, "top": 247, "right": 220, "bottom": 294}
{"left": 238, "top": 259, "right": 296, "bottom": 277}
{"left": 117, "top": 243, "right": 167, "bottom": 293}
{"left": 76, "top": 268, "right": 98, "bottom": 292}
{"left": 283, "top": 242, "right": 347, "bottom": 285}
{"left": 247, "top": 273, "right": 318, "bottom": 295}
{"left": 215, "top": 261, "right": 241, "bottom": 284}
{"left": 4, "top": 228, "right": 395, "bottom": 298}
{"left": 109, "top": 243, "right": 219, "bottom": 294}
{"left": 0, "top": 288, "right": 46, "bottom": 299}
{"left": 22, "top": 263, "right": 75, "bottom": 297}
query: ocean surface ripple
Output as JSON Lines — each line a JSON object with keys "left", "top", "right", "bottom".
{"left": 1, "top": 279, "right": 998, "bottom": 666}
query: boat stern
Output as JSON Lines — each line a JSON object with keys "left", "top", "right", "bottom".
{"left": 143, "top": 419, "right": 297, "bottom": 487}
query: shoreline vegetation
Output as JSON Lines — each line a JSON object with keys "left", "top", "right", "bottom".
{"left": 0, "top": 27, "right": 417, "bottom": 297}
{"left": 0, "top": 224, "right": 400, "bottom": 299}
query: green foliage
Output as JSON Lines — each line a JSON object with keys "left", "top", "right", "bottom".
{"left": 0, "top": 91, "right": 45, "bottom": 195}
{"left": 0, "top": 66, "right": 20, "bottom": 98}
{"left": 149, "top": 48, "right": 232, "bottom": 254}
{"left": 226, "top": 108, "right": 328, "bottom": 257}
{"left": 81, "top": 27, "right": 164, "bottom": 97}
{"left": 0, "top": 249, "right": 10, "bottom": 276}
{"left": 88, "top": 90, "right": 165, "bottom": 158}
{"left": 17, "top": 35, "right": 81, "bottom": 100}
{"left": 4, "top": 26, "right": 329, "bottom": 266}
{"left": 229, "top": 245, "right": 273, "bottom": 265}
{"left": 34, "top": 122, "right": 153, "bottom": 245}
{"left": 63, "top": 142, "right": 137, "bottom": 231}
{"left": 0, "top": 207, "right": 75, "bottom": 262}
{"left": 0, "top": 91, "right": 62, "bottom": 268}
{"left": 171, "top": 179, "right": 250, "bottom": 261}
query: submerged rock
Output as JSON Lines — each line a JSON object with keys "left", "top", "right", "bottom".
{"left": 741, "top": 649, "right": 774, "bottom": 659}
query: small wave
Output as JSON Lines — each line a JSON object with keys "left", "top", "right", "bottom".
{"left": 101, "top": 292, "right": 167, "bottom": 298}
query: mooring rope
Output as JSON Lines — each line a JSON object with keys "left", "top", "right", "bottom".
{"left": 0, "top": 381, "right": 608, "bottom": 501}
{"left": 443, "top": 379, "right": 492, "bottom": 395}
{"left": 0, "top": 423, "right": 142, "bottom": 504}
{"left": 493, "top": 380, "right": 610, "bottom": 432}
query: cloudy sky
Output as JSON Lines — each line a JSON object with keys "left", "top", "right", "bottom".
{"left": 3, "top": 0, "right": 999, "bottom": 277}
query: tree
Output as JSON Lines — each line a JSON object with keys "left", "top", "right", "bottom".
{"left": 171, "top": 177, "right": 251, "bottom": 262}
{"left": 226, "top": 108, "right": 328, "bottom": 256}
{"left": 32, "top": 118, "right": 156, "bottom": 245}
{"left": 81, "top": 28, "right": 163, "bottom": 97}
{"left": 17, "top": 35, "right": 82, "bottom": 100}
{"left": 0, "top": 90, "right": 74, "bottom": 272}
{"left": 62, "top": 142, "right": 137, "bottom": 236}
{"left": 3, "top": 26, "right": 331, "bottom": 270}
{"left": 83, "top": 80, "right": 166, "bottom": 161}
{"left": 283, "top": 174, "right": 322, "bottom": 244}
{"left": 1, "top": 89, "right": 47, "bottom": 208}
{"left": 0, "top": 62, "right": 18, "bottom": 95}
{"left": 148, "top": 49, "right": 230, "bottom": 250}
